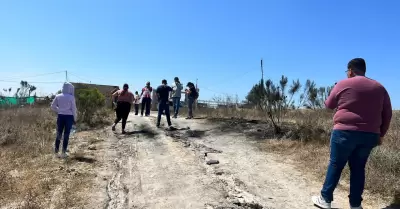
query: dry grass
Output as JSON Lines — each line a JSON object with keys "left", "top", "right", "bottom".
{"left": 0, "top": 106, "right": 112, "bottom": 208}
{"left": 194, "top": 106, "right": 400, "bottom": 205}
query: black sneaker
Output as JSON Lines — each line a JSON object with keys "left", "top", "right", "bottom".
{"left": 166, "top": 126, "right": 176, "bottom": 131}
{"left": 122, "top": 130, "right": 126, "bottom": 134}
{"left": 112, "top": 126, "right": 116, "bottom": 131}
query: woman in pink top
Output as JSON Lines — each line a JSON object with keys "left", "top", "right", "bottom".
{"left": 111, "top": 84, "right": 134, "bottom": 134}
{"left": 312, "top": 58, "right": 392, "bottom": 209}
{"left": 140, "top": 81, "right": 153, "bottom": 116}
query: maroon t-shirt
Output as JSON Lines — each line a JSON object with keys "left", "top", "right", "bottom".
{"left": 325, "top": 76, "right": 392, "bottom": 137}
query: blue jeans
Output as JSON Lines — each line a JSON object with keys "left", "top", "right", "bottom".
{"left": 157, "top": 100, "right": 171, "bottom": 126}
{"left": 55, "top": 114, "right": 74, "bottom": 153}
{"left": 172, "top": 97, "right": 180, "bottom": 116}
{"left": 141, "top": 97, "right": 152, "bottom": 116}
{"left": 321, "top": 130, "right": 379, "bottom": 207}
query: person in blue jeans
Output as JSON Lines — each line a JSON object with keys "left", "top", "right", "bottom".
{"left": 312, "top": 58, "right": 392, "bottom": 209}
{"left": 171, "top": 77, "right": 183, "bottom": 118}
{"left": 155, "top": 79, "right": 173, "bottom": 128}
{"left": 51, "top": 82, "right": 77, "bottom": 159}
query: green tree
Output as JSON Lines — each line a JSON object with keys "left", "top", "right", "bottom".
{"left": 298, "top": 80, "right": 334, "bottom": 109}
{"left": 246, "top": 75, "right": 301, "bottom": 133}
{"left": 76, "top": 87, "right": 106, "bottom": 124}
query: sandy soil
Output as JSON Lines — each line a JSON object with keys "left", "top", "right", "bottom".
{"left": 84, "top": 112, "right": 389, "bottom": 209}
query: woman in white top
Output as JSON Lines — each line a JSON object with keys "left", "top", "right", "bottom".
{"left": 134, "top": 91, "right": 141, "bottom": 115}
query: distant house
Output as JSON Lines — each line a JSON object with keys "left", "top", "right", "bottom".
{"left": 71, "top": 82, "right": 119, "bottom": 108}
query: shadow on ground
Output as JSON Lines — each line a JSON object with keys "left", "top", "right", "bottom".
{"left": 206, "top": 117, "right": 283, "bottom": 140}
{"left": 71, "top": 155, "right": 96, "bottom": 164}
{"left": 382, "top": 204, "right": 400, "bottom": 209}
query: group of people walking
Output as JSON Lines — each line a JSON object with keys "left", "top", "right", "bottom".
{"left": 110, "top": 77, "right": 199, "bottom": 133}
{"left": 49, "top": 58, "right": 392, "bottom": 209}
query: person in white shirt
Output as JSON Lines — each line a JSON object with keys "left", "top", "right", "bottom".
{"left": 171, "top": 77, "right": 183, "bottom": 118}
{"left": 134, "top": 91, "right": 140, "bottom": 115}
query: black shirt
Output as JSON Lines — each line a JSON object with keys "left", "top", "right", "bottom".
{"left": 156, "top": 85, "right": 173, "bottom": 102}
{"left": 188, "top": 87, "right": 198, "bottom": 99}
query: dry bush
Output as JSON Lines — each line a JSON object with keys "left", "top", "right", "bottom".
{"left": 195, "top": 106, "right": 266, "bottom": 120}
{"left": 284, "top": 109, "right": 333, "bottom": 143}
{"left": 0, "top": 107, "right": 95, "bottom": 208}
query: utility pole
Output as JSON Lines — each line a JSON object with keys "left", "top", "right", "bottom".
{"left": 65, "top": 71, "right": 68, "bottom": 82}
{"left": 261, "top": 58, "right": 264, "bottom": 81}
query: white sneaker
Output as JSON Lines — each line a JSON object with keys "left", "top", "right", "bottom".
{"left": 60, "top": 153, "right": 68, "bottom": 159}
{"left": 312, "top": 196, "right": 331, "bottom": 209}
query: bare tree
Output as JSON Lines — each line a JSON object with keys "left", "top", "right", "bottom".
{"left": 15, "top": 81, "right": 37, "bottom": 97}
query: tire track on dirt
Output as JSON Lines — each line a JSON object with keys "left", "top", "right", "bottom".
{"left": 105, "top": 138, "right": 131, "bottom": 209}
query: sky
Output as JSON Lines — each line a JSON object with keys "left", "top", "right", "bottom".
{"left": 0, "top": 0, "right": 399, "bottom": 108}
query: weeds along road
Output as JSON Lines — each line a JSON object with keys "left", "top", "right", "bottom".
{"left": 86, "top": 112, "right": 380, "bottom": 209}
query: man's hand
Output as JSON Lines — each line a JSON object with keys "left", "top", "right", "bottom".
{"left": 378, "top": 137, "right": 383, "bottom": 145}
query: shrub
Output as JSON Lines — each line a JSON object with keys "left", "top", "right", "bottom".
{"left": 75, "top": 87, "right": 106, "bottom": 125}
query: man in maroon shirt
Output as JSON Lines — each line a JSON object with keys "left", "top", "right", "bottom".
{"left": 312, "top": 58, "right": 392, "bottom": 209}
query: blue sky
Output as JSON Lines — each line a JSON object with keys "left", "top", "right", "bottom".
{"left": 0, "top": 0, "right": 399, "bottom": 108}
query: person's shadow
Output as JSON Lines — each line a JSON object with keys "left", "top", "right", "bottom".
{"left": 124, "top": 130, "right": 152, "bottom": 135}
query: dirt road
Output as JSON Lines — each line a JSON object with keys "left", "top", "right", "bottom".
{"left": 85, "top": 112, "right": 385, "bottom": 209}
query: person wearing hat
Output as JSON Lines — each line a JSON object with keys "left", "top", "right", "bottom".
{"left": 111, "top": 83, "right": 134, "bottom": 134}
{"left": 312, "top": 58, "right": 392, "bottom": 209}
{"left": 171, "top": 77, "right": 183, "bottom": 118}
{"left": 140, "top": 81, "right": 153, "bottom": 117}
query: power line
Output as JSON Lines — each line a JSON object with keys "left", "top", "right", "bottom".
{"left": 1, "top": 71, "right": 66, "bottom": 80}
{"left": 212, "top": 69, "right": 253, "bottom": 87}
{"left": 0, "top": 79, "right": 64, "bottom": 84}
{"left": 201, "top": 86, "right": 229, "bottom": 95}
{"left": 68, "top": 72, "right": 91, "bottom": 83}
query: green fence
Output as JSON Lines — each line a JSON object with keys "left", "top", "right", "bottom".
{"left": 0, "top": 96, "right": 36, "bottom": 106}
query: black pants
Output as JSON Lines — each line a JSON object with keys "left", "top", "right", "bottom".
{"left": 134, "top": 104, "right": 139, "bottom": 115}
{"left": 114, "top": 101, "right": 131, "bottom": 130}
{"left": 141, "top": 97, "right": 151, "bottom": 116}
{"left": 157, "top": 101, "right": 171, "bottom": 127}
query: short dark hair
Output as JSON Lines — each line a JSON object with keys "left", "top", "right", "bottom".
{"left": 162, "top": 79, "right": 167, "bottom": 84}
{"left": 123, "top": 83, "right": 129, "bottom": 88}
{"left": 348, "top": 58, "right": 366, "bottom": 73}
